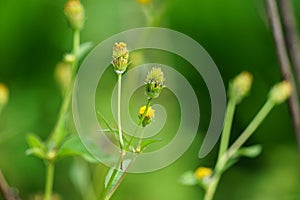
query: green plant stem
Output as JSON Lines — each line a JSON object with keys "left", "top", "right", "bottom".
{"left": 117, "top": 74, "right": 125, "bottom": 148}
{"left": 44, "top": 162, "right": 55, "bottom": 200}
{"left": 217, "top": 98, "right": 236, "bottom": 160}
{"left": 204, "top": 99, "right": 275, "bottom": 200}
{"left": 127, "top": 98, "right": 152, "bottom": 149}
{"left": 227, "top": 99, "right": 275, "bottom": 158}
{"left": 103, "top": 98, "right": 153, "bottom": 200}
{"left": 45, "top": 29, "right": 80, "bottom": 200}
{"left": 203, "top": 174, "right": 220, "bottom": 200}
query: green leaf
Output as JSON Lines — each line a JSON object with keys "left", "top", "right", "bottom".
{"left": 178, "top": 171, "right": 198, "bottom": 186}
{"left": 57, "top": 135, "right": 98, "bottom": 163}
{"left": 78, "top": 42, "right": 93, "bottom": 60}
{"left": 26, "top": 134, "right": 44, "bottom": 149}
{"left": 236, "top": 145, "right": 263, "bottom": 158}
{"left": 26, "top": 134, "right": 46, "bottom": 159}
{"left": 140, "top": 138, "right": 161, "bottom": 152}
{"left": 104, "top": 159, "right": 131, "bottom": 192}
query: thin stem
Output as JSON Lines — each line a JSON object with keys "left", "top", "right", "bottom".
{"left": 204, "top": 174, "right": 221, "bottom": 200}
{"left": 266, "top": 0, "right": 300, "bottom": 148}
{"left": 49, "top": 29, "right": 80, "bottom": 145}
{"left": 127, "top": 98, "right": 152, "bottom": 149}
{"left": 44, "top": 162, "right": 55, "bottom": 200}
{"left": 217, "top": 98, "right": 236, "bottom": 160}
{"left": 100, "top": 155, "right": 123, "bottom": 200}
{"left": 117, "top": 74, "right": 124, "bottom": 148}
{"left": 227, "top": 99, "right": 274, "bottom": 158}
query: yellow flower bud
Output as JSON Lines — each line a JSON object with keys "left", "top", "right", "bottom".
{"left": 112, "top": 42, "right": 129, "bottom": 75}
{"left": 139, "top": 106, "right": 155, "bottom": 127}
{"left": 269, "top": 81, "right": 292, "bottom": 104}
{"left": 64, "top": 0, "right": 85, "bottom": 30}
{"left": 0, "top": 83, "right": 9, "bottom": 107}
{"left": 229, "top": 71, "right": 253, "bottom": 103}
{"left": 194, "top": 167, "right": 213, "bottom": 180}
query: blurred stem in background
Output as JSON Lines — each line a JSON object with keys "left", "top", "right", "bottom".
{"left": 266, "top": 0, "right": 300, "bottom": 148}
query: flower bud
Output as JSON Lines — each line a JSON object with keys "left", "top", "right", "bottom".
{"left": 229, "top": 71, "right": 253, "bottom": 103}
{"left": 112, "top": 42, "right": 129, "bottom": 74}
{"left": 145, "top": 67, "right": 165, "bottom": 99}
{"left": 194, "top": 167, "right": 213, "bottom": 180}
{"left": 139, "top": 105, "right": 155, "bottom": 127}
{"left": 64, "top": 0, "right": 85, "bottom": 30}
{"left": 269, "top": 81, "right": 292, "bottom": 104}
{"left": 0, "top": 83, "right": 9, "bottom": 108}
{"left": 55, "top": 61, "right": 72, "bottom": 94}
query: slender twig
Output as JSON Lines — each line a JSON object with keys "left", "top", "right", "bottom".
{"left": 0, "top": 170, "right": 20, "bottom": 200}
{"left": 279, "top": 0, "right": 300, "bottom": 88}
{"left": 266, "top": 0, "right": 300, "bottom": 147}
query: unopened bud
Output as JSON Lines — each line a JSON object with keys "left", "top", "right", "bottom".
{"left": 269, "top": 81, "right": 292, "bottom": 104}
{"left": 145, "top": 67, "right": 165, "bottom": 99}
{"left": 64, "top": 0, "right": 85, "bottom": 30}
{"left": 229, "top": 71, "right": 253, "bottom": 103}
{"left": 55, "top": 61, "right": 72, "bottom": 94}
{"left": 112, "top": 42, "right": 129, "bottom": 74}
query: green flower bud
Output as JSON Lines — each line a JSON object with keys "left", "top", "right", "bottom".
{"left": 64, "top": 0, "right": 85, "bottom": 30}
{"left": 54, "top": 60, "right": 72, "bottom": 94}
{"left": 229, "top": 71, "right": 253, "bottom": 103}
{"left": 269, "top": 81, "right": 292, "bottom": 104}
{"left": 145, "top": 67, "right": 165, "bottom": 98}
{"left": 112, "top": 42, "right": 129, "bottom": 74}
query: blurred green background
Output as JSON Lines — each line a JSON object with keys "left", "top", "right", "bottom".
{"left": 0, "top": 0, "right": 300, "bottom": 199}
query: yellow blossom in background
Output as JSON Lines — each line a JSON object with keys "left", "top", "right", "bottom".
{"left": 194, "top": 167, "right": 213, "bottom": 180}
{"left": 136, "top": 0, "right": 151, "bottom": 5}
{"left": 0, "top": 83, "right": 9, "bottom": 107}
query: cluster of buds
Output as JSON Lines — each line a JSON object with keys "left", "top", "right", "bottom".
{"left": 269, "top": 81, "right": 292, "bottom": 105}
{"left": 139, "top": 105, "right": 155, "bottom": 127}
{"left": 229, "top": 71, "right": 253, "bottom": 103}
{"left": 112, "top": 42, "right": 129, "bottom": 75}
{"left": 145, "top": 67, "right": 165, "bottom": 99}
{"left": 64, "top": 0, "right": 85, "bottom": 30}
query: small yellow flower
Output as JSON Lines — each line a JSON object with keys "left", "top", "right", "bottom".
{"left": 136, "top": 0, "right": 151, "bottom": 5}
{"left": 0, "top": 83, "right": 9, "bottom": 107}
{"left": 139, "top": 106, "right": 155, "bottom": 127}
{"left": 194, "top": 167, "right": 213, "bottom": 180}
{"left": 139, "top": 106, "right": 155, "bottom": 118}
